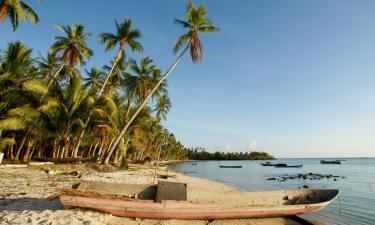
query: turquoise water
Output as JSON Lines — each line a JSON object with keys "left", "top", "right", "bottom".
{"left": 169, "top": 158, "right": 375, "bottom": 225}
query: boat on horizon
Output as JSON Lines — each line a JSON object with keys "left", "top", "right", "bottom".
{"left": 320, "top": 160, "right": 341, "bottom": 164}
{"left": 219, "top": 165, "right": 242, "bottom": 168}
{"left": 275, "top": 164, "right": 303, "bottom": 168}
{"left": 261, "top": 162, "right": 303, "bottom": 168}
{"left": 56, "top": 181, "right": 340, "bottom": 220}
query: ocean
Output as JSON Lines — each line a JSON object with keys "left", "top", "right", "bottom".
{"left": 168, "top": 158, "right": 375, "bottom": 225}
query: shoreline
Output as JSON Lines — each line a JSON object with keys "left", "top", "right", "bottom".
{"left": 0, "top": 163, "right": 316, "bottom": 225}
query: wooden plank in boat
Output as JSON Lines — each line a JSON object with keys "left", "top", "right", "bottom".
{"left": 155, "top": 181, "right": 187, "bottom": 203}
{"left": 75, "top": 180, "right": 156, "bottom": 199}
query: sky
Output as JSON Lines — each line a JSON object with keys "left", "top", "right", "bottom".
{"left": 2, "top": 0, "right": 375, "bottom": 158}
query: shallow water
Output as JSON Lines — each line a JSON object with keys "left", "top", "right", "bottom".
{"left": 169, "top": 158, "right": 375, "bottom": 225}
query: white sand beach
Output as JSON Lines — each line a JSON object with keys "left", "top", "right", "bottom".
{"left": 0, "top": 164, "right": 308, "bottom": 225}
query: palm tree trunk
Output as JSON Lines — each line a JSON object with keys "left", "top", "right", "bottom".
{"left": 103, "top": 44, "right": 190, "bottom": 164}
{"left": 14, "top": 136, "right": 26, "bottom": 161}
{"left": 72, "top": 46, "right": 124, "bottom": 157}
{"left": 152, "top": 141, "right": 163, "bottom": 185}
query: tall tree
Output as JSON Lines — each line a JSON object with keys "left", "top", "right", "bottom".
{"left": 73, "top": 19, "right": 143, "bottom": 156}
{"left": 155, "top": 95, "right": 171, "bottom": 121}
{"left": 46, "top": 23, "right": 93, "bottom": 96}
{"left": 0, "top": 0, "right": 39, "bottom": 31}
{"left": 103, "top": 0, "right": 219, "bottom": 164}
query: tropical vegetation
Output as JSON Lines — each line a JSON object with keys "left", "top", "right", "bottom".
{"left": 186, "top": 148, "right": 275, "bottom": 160}
{"left": 0, "top": 1, "right": 220, "bottom": 166}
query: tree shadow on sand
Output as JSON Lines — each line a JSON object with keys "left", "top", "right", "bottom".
{"left": 0, "top": 197, "right": 63, "bottom": 211}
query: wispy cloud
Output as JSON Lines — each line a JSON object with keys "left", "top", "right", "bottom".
{"left": 247, "top": 139, "right": 257, "bottom": 151}
{"left": 224, "top": 142, "right": 232, "bottom": 151}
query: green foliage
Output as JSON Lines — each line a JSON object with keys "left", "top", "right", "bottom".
{"left": 0, "top": 1, "right": 218, "bottom": 163}
{"left": 173, "top": 0, "right": 219, "bottom": 63}
{"left": 0, "top": 0, "right": 39, "bottom": 31}
{"left": 49, "top": 24, "right": 93, "bottom": 67}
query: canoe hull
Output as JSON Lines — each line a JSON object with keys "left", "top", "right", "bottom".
{"left": 60, "top": 189, "right": 339, "bottom": 220}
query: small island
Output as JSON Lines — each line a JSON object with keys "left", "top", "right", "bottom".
{"left": 186, "top": 148, "right": 275, "bottom": 160}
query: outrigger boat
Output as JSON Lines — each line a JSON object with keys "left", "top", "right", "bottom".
{"left": 52, "top": 180, "right": 340, "bottom": 220}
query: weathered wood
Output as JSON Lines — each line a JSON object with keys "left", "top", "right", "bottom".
{"left": 75, "top": 180, "right": 156, "bottom": 200}
{"left": 59, "top": 189, "right": 340, "bottom": 220}
{"left": 155, "top": 181, "right": 187, "bottom": 203}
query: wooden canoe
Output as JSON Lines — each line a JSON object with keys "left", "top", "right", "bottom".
{"left": 59, "top": 189, "right": 340, "bottom": 220}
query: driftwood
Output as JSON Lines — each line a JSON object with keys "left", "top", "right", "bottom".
{"left": 32, "top": 156, "right": 95, "bottom": 163}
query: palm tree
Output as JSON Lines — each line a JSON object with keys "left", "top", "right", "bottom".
{"left": 0, "top": 0, "right": 39, "bottom": 31}
{"left": 128, "top": 57, "right": 159, "bottom": 103}
{"left": 155, "top": 95, "right": 171, "bottom": 121}
{"left": 97, "top": 19, "right": 143, "bottom": 98}
{"left": 102, "top": 54, "right": 129, "bottom": 90}
{"left": 83, "top": 67, "right": 105, "bottom": 92}
{"left": 46, "top": 23, "right": 93, "bottom": 96}
{"left": 103, "top": 0, "right": 219, "bottom": 164}
{"left": 0, "top": 73, "right": 90, "bottom": 160}
{"left": 0, "top": 41, "right": 35, "bottom": 113}
{"left": 72, "top": 19, "right": 143, "bottom": 156}
{"left": 37, "top": 53, "right": 60, "bottom": 81}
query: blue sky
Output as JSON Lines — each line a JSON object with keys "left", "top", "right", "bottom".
{"left": 2, "top": 0, "right": 375, "bottom": 157}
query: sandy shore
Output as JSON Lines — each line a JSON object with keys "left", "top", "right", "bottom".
{"left": 0, "top": 163, "right": 309, "bottom": 225}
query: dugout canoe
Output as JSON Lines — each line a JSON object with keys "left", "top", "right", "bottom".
{"left": 59, "top": 188, "right": 339, "bottom": 220}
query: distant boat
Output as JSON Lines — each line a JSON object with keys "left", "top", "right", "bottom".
{"left": 219, "top": 165, "right": 242, "bottom": 168}
{"left": 275, "top": 164, "right": 303, "bottom": 168}
{"left": 320, "top": 160, "right": 341, "bottom": 164}
{"left": 261, "top": 162, "right": 282, "bottom": 166}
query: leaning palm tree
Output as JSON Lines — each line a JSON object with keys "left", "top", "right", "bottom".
{"left": 46, "top": 23, "right": 93, "bottom": 96}
{"left": 103, "top": 0, "right": 219, "bottom": 164}
{"left": 0, "top": 0, "right": 39, "bottom": 31}
{"left": 72, "top": 19, "right": 143, "bottom": 156}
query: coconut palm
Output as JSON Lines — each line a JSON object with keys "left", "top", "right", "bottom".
{"left": 97, "top": 19, "right": 143, "bottom": 98}
{"left": 155, "top": 95, "right": 171, "bottom": 121}
{"left": 0, "top": 41, "right": 36, "bottom": 117}
{"left": 173, "top": 0, "right": 220, "bottom": 63}
{"left": 37, "top": 53, "right": 60, "bottom": 81}
{"left": 104, "top": 0, "right": 219, "bottom": 164}
{"left": 83, "top": 67, "right": 105, "bottom": 92}
{"left": 0, "top": 73, "right": 90, "bottom": 159}
{"left": 128, "top": 57, "right": 158, "bottom": 103}
{"left": 102, "top": 54, "right": 129, "bottom": 90}
{"left": 73, "top": 19, "right": 143, "bottom": 156}
{"left": 0, "top": 0, "right": 39, "bottom": 31}
{"left": 46, "top": 23, "right": 93, "bottom": 97}
{"left": 0, "top": 41, "right": 35, "bottom": 79}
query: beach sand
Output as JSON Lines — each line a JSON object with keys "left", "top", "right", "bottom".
{"left": 0, "top": 163, "right": 310, "bottom": 225}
